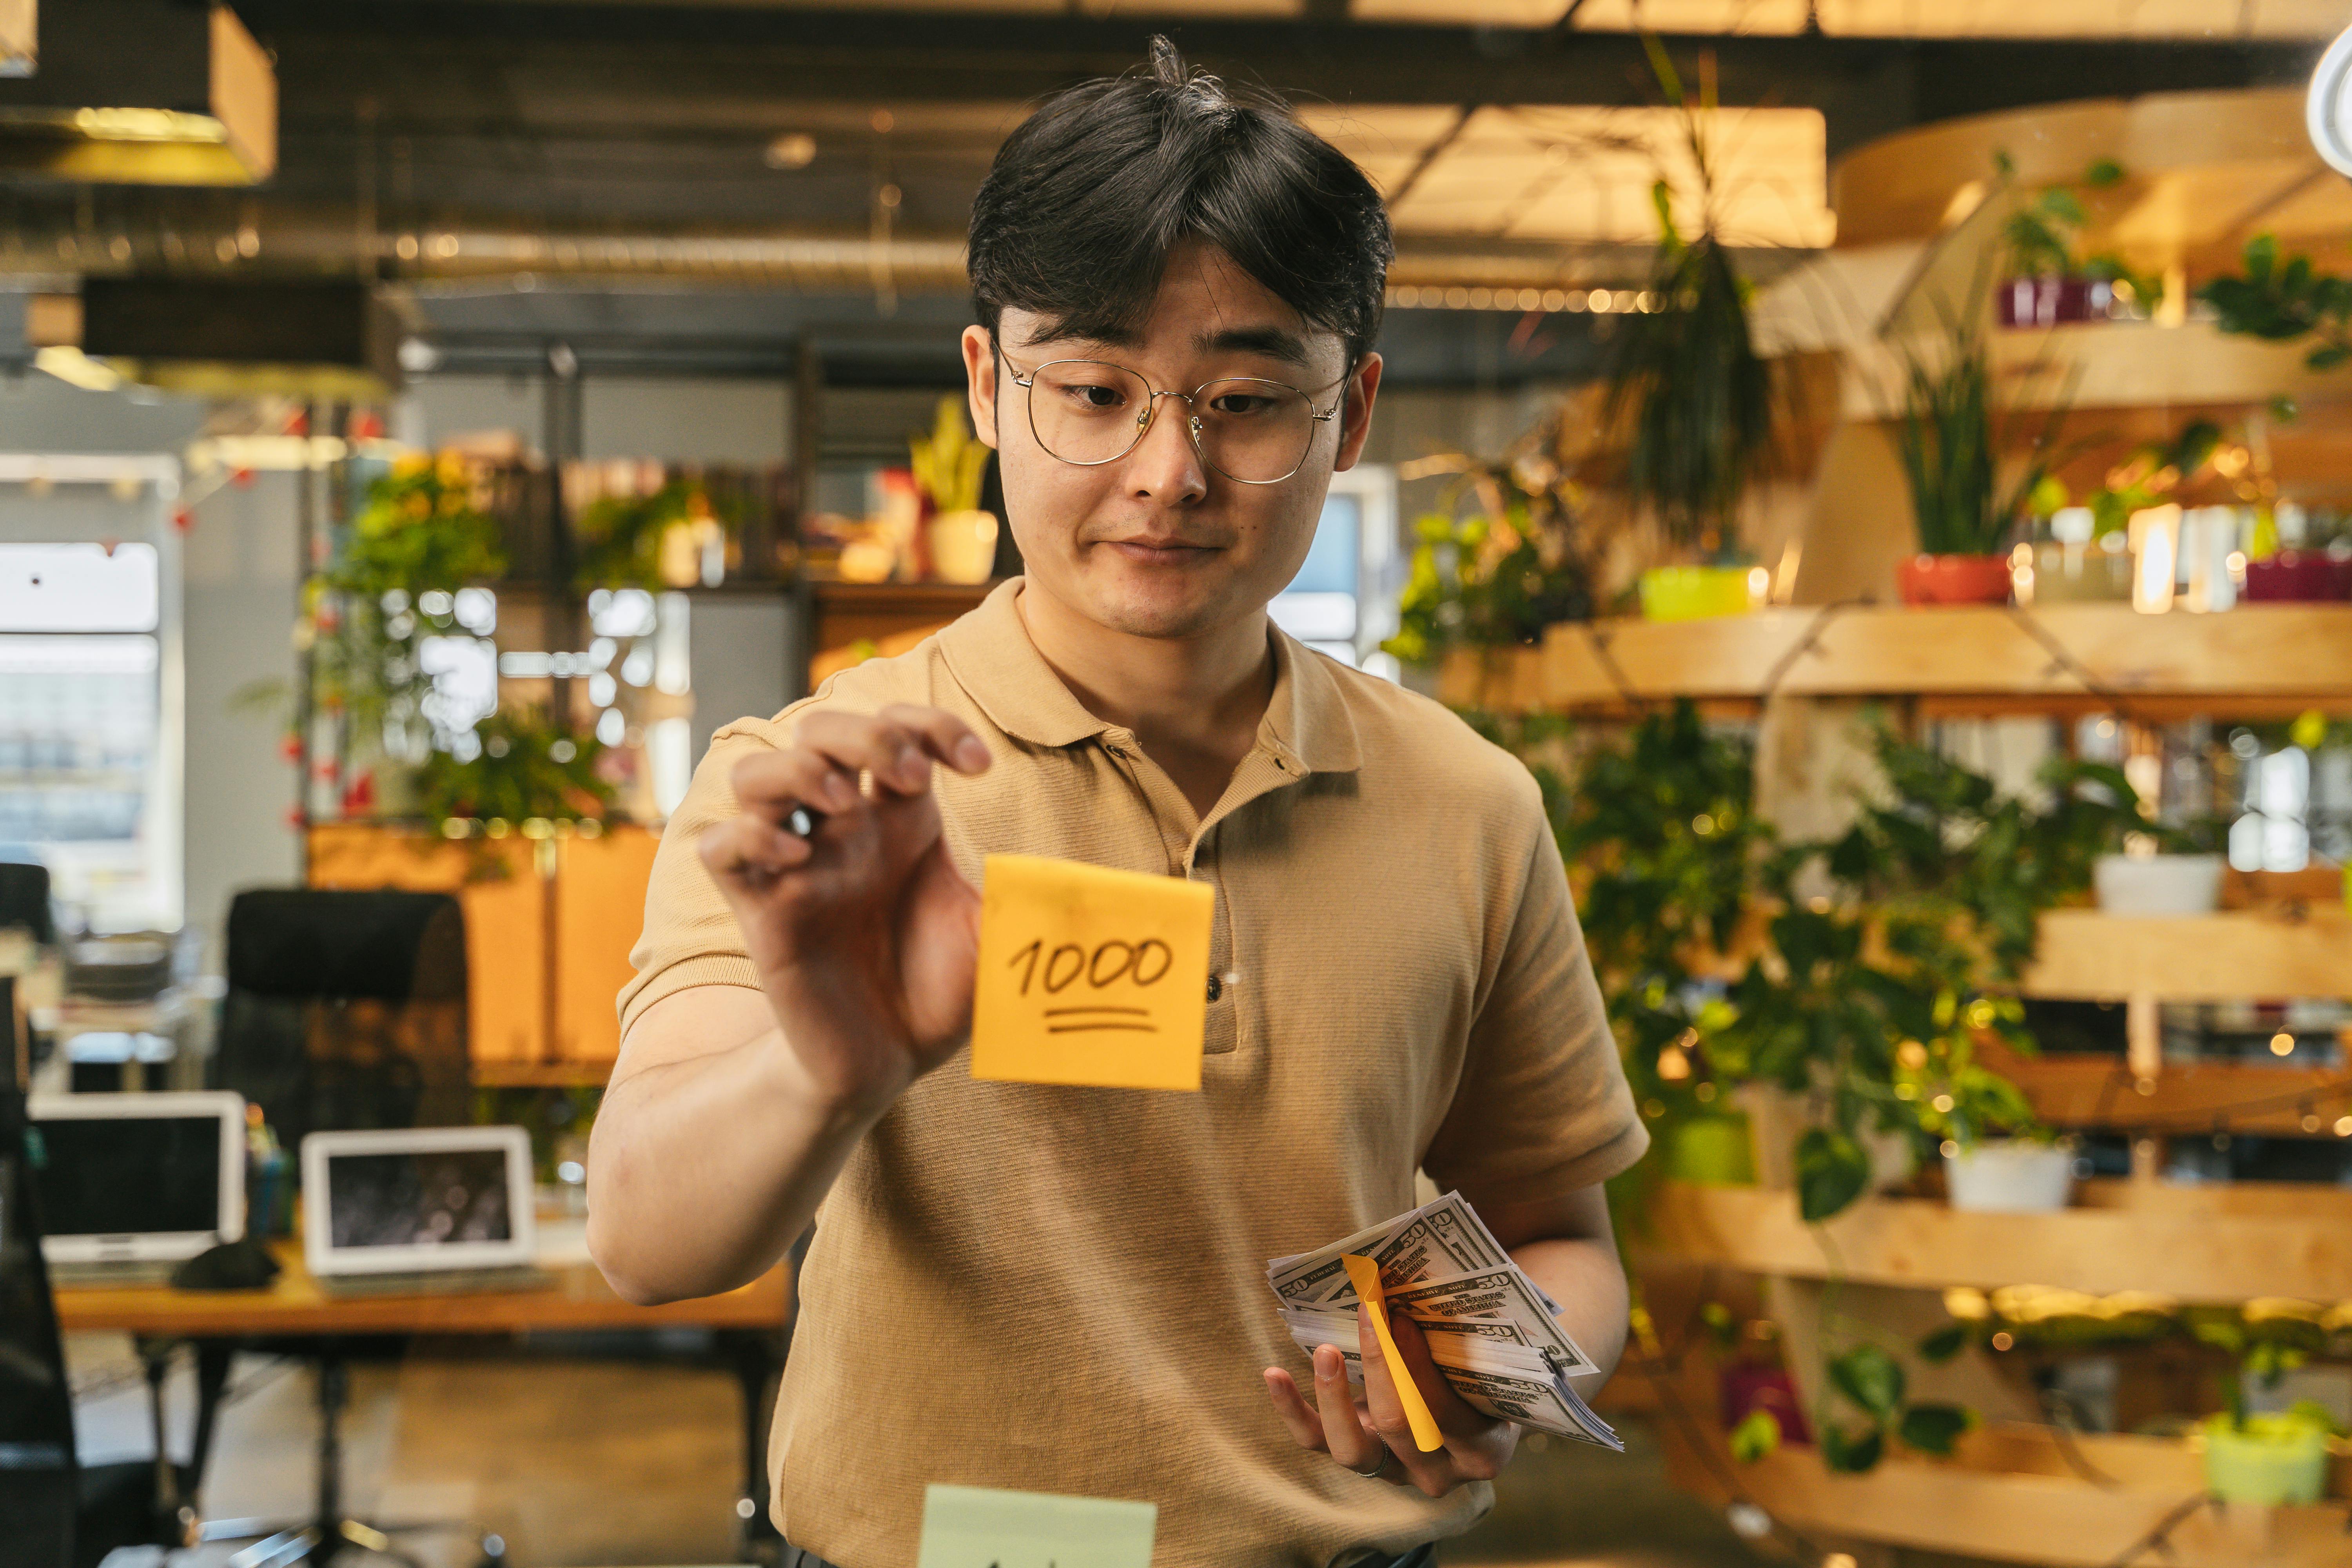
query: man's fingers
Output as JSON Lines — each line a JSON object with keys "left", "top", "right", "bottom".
{"left": 697, "top": 815, "right": 813, "bottom": 887}
{"left": 1310, "top": 1345, "right": 1387, "bottom": 1474}
{"left": 1387, "top": 1309, "right": 1491, "bottom": 1441}
{"left": 1261, "top": 1368, "right": 1325, "bottom": 1451}
{"left": 730, "top": 746, "right": 858, "bottom": 820}
{"left": 1356, "top": 1305, "right": 1458, "bottom": 1495}
{"left": 877, "top": 704, "right": 992, "bottom": 776}
{"left": 784, "top": 708, "right": 985, "bottom": 799}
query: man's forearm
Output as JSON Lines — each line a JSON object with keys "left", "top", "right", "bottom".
{"left": 1509, "top": 1235, "right": 1632, "bottom": 1384}
{"left": 586, "top": 1025, "right": 883, "bottom": 1304}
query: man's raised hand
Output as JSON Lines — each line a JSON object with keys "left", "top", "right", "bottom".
{"left": 697, "top": 703, "right": 992, "bottom": 1110}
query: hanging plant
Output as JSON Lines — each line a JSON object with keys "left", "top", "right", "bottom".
{"left": 1602, "top": 40, "right": 1775, "bottom": 560}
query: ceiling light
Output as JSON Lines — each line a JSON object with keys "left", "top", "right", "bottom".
{"left": 764, "top": 132, "right": 817, "bottom": 170}
{"left": 0, "top": 2, "right": 274, "bottom": 185}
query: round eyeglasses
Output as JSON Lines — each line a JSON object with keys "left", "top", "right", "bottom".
{"left": 1003, "top": 354, "right": 1343, "bottom": 486}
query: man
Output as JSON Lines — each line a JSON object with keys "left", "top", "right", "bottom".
{"left": 589, "top": 39, "right": 1645, "bottom": 1568}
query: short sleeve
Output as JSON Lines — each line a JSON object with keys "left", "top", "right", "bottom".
{"left": 1421, "top": 806, "right": 1648, "bottom": 1201}
{"left": 612, "top": 717, "right": 787, "bottom": 1041}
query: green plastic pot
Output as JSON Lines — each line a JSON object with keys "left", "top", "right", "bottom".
{"left": 1639, "top": 566, "right": 1759, "bottom": 622}
{"left": 2202, "top": 1414, "right": 2331, "bottom": 1506}
{"left": 1663, "top": 1112, "right": 1757, "bottom": 1186}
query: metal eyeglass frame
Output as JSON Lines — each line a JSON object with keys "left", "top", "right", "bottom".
{"left": 998, "top": 349, "right": 1347, "bottom": 486}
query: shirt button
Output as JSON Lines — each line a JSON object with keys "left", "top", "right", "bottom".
{"left": 1205, "top": 973, "right": 1222, "bottom": 1002}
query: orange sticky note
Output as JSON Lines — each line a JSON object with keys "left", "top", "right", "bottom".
{"left": 1343, "top": 1253, "right": 1443, "bottom": 1452}
{"left": 970, "top": 854, "right": 1214, "bottom": 1092}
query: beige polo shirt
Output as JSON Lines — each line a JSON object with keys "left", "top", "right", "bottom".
{"left": 617, "top": 579, "right": 1645, "bottom": 1568}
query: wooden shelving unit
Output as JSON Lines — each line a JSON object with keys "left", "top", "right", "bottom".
{"left": 1438, "top": 603, "right": 2352, "bottom": 716}
{"left": 1635, "top": 1179, "right": 2352, "bottom": 1303}
{"left": 2023, "top": 909, "right": 2352, "bottom": 1003}
{"left": 1451, "top": 591, "right": 2352, "bottom": 1559}
{"left": 1659, "top": 1416, "right": 2352, "bottom": 1568}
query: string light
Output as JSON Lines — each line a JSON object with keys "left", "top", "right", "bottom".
{"left": 2270, "top": 1031, "right": 2295, "bottom": 1057}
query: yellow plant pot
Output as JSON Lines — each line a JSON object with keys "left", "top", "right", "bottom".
{"left": 1639, "top": 566, "right": 1759, "bottom": 622}
{"left": 927, "top": 509, "right": 1000, "bottom": 585}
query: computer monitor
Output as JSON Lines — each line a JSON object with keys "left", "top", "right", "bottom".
{"left": 26, "top": 1091, "right": 247, "bottom": 1265}
{"left": 301, "top": 1125, "right": 535, "bottom": 1278}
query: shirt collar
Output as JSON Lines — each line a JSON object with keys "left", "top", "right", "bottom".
{"left": 937, "top": 576, "right": 1363, "bottom": 775}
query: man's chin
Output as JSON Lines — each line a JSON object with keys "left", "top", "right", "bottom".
{"left": 1077, "top": 575, "right": 1250, "bottom": 641}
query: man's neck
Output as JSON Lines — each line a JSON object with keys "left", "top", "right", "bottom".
{"left": 1015, "top": 581, "right": 1274, "bottom": 821}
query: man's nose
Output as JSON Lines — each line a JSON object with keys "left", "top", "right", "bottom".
{"left": 1125, "top": 392, "right": 1208, "bottom": 504}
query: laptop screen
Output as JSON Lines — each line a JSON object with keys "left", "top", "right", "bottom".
{"left": 325, "top": 1148, "right": 514, "bottom": 1249}
{"left": 28, "top": 1113, "right": 224, "bottom": 1238}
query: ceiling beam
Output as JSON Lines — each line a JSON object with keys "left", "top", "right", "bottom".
{"left": 227, "top": 4, "right": 2321, "bottom": 159}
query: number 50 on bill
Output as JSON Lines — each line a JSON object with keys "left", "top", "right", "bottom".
{"left": 970, "top": 853, "right": 1214, "bottom": 1091}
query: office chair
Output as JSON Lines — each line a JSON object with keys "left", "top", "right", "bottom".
{"left": 206, "top": 890, "right": 494, "bottom": 1568}
{"left": 0, "top": 861, "right": 54, "bottom": 944}
{"left": 0, "top": 979, "right": 197, "bottom": 1568}
{"left": 214, "top": 888, "right": 471, "bottom": 1152}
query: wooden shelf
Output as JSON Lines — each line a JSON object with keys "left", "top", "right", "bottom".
{"left": 2023, "top": 909, "right": 2352, "bottom": 1003}
{"left": 1633, "top": 1180, "right": 2352, "bottom": 1303}
{"left": 1660, "top": 1416, "right": 2350, "bottom": 1568}
{"left": 1437, "top": 604, "right": 2352, "bottom": 713}
{"left": 1992, "top": 1046, "right": 2352, "bottom": 1139}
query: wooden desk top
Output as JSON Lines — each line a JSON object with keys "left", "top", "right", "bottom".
{"left": 56, "top": 1241, "right": 789, "bottom": 1338}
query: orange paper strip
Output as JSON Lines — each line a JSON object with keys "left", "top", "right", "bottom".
{"left": 1342, "top": 1253, "right": 1442, "bottom": 1453}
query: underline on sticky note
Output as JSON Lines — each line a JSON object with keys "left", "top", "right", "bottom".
{"left": 1343, "top": 1252, "right": 1443, "bottom": 1453}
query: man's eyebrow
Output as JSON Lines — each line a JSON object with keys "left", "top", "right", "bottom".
{"left": 1194, "top": 325, "right": 1313, "bottom": 368}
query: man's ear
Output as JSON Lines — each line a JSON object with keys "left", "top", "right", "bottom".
{"left": 1332, "top": 352, "right": 1384, "bottom": 474}
{"left": 962, "top": 326, "right": 1001, "bottom": 450}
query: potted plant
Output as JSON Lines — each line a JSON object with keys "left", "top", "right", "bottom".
{"left": 1605, "top": 44, "right": 1778, "bottom": 619}
{"left": 1908, "top": 1039, "right": 2073, "bottom": 1212}
{"left": 2189, "top": 1302, "right": 2342, "bottom": 1506}
{"left": 1890, "top": 309, "right": 2072, "bottom": 605}
{"left": 1994, "top": 154, "right": 2162, "bottom": 328}
{"left": 910, "top": 395, "right": 998, "bottom": 584}
{"left": 1384, "top": 441, "right": 1596, "bottom": 668}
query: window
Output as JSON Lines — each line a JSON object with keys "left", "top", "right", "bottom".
{"left": 1268, "top": 464, "right": 1399, "bottom": 679}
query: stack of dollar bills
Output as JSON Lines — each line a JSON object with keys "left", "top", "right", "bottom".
{"left": 1266, "top": 1191, "right": 1622, "bottom": 1451}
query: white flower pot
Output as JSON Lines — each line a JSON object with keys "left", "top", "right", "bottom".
{"left": 1944, "top": 1140, "right": 2074, "bottom": 1213}
{"left": 2093, "top": 853, "right": 2223, "bottom": 917}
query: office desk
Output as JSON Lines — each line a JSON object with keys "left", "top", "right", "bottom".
{"left": 58, "top": 1244, "right": 791, "bottom": 1561}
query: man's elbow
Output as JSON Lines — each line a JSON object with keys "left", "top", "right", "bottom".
{"left": 586, "top": 1212, "right": 687, "bottom": 1306}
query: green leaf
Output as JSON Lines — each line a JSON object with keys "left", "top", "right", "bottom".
{"left": 1829, "top": 1344, "right": 1907, "bottom": 1421}
{"left": 2084, "top": 157, "right": 2125, "bottom": 188}
{"left": 1898, "top": 1403, "right": 1975, "bottom": 1455}
{"left": 1728, "top": 1409, "right": 1783, "bottom": 1463}
{"left": 1795, "top": 1127, "right": 1871, "bottom": 1222}
{"left": 1916, "top": 1323, "right": 1969, "bottom": 1365}
{"left": 1820, "top": 1422, "right": 1885, "bottom": 1474}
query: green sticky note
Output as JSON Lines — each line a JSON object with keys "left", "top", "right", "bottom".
{"left": 915, "top": 1484, "right": 1157, "bottom": 1568}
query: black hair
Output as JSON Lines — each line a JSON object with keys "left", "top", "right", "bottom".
{"left": 967, "top": 37, "right": 1393, "bottom": 370}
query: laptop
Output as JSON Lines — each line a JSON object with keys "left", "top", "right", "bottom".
{"left": 27, "top": 1091, "right": 247, "bottom": 1283}
{"left": 301, "top": 1125, "right": 545, "bottom": 1295}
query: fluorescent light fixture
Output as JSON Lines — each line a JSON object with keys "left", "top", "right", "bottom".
{"left": 0, "top": 2, "right": 273, "bottom": 185}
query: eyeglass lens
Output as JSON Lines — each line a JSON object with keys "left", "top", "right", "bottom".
{"left": 1024, "top": 361, "right": 1317, "bottom": 483}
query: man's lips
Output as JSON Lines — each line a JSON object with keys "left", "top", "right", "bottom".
{"left": 1098, "top": 537, "right": 1219, "bottom": 563}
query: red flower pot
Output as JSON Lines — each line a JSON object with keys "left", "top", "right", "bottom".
{"left": 1898, "top": 553, "right": 2013, "bottom": 606}
{"left": 2243, "top": 550, "right": 2352, "bottom": 603}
